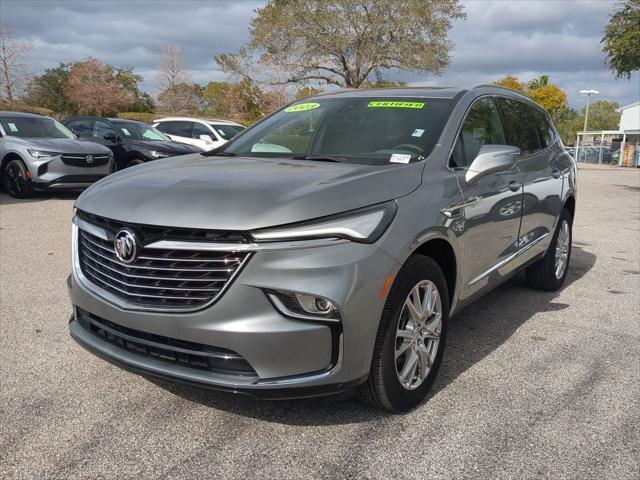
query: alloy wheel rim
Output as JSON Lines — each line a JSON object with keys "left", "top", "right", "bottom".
{"left": 554, "top": 220, "right": 570, "bottom": 279}
{"left": 395, "top": 280, "right": 442, "bottom": 391}
{"left": 6, "top": 164, "right": 23, "bottom": 194}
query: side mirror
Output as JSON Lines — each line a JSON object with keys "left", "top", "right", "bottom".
{"left": 199, "top": 134, "right": 214, "bottom": 144}
{"left": 465, "top": 145, "right": 520, "bottom": 184}
{"left": 103, "top": 133, "right": 118, "bottom": 143}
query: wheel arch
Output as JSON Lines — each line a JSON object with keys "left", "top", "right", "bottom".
{"left": 1, "top": 152, "right": 27, "bottom": 178}
{"left": 411, "top": 237, "right": 458, "bottom": 307}
{"left": 564, "top": 195, "right": 576, "bottom": 221}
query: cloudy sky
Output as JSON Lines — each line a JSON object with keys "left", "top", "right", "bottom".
{"left": 1, "top": 0, "right": 638, "bottom": 109}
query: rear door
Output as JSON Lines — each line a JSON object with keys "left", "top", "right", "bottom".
{"left": 496, "top": 98, "right": 563, "bottom": 265}
{"left": 450, "top": 97, "right": 524, "bottom": 302}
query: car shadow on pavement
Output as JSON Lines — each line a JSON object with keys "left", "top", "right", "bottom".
{"left": 0, "top": 191, "right": 80, "bottom": 205}
{"left": 149, "top": 246, "right": 596, "bottom": 426}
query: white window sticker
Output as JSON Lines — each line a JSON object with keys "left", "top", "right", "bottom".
{"left": 8, "top": 123, "right": 18, "bottom": 132}
{"left": 390, "top": 153, "right": 412, "bottom": 164}
{"left": 411, "top": 128, "right": 425, "bottom": 138}
{"left": 121, "top": 128, "right": 131, "bottom": 136}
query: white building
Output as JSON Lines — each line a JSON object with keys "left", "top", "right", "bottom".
{"left": 617, "top": 101, "right": 640, "bottom": 132}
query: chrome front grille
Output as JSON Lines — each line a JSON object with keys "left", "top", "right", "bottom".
{"left": 61, "top": 154, "right": 111, "bottom": 167}
{"left": 76, "top": 214, "right": 250, "bottom": 310}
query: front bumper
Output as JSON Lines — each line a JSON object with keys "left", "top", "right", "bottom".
{"left": 68, "top": 235, "right": 401, "bottom": 394}
{"left": 29, "top": 155, "right": 113, "bottom": 190}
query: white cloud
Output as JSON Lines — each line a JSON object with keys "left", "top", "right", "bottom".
{"left": 1, "top": 0, "right": 638, "bottom": 107}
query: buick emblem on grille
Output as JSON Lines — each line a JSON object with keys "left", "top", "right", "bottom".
{"left": 86, "top": 155, "right": 94, "bottom": 164}
{"left": 114, "top": 229, "right": 138, "bottom": 263}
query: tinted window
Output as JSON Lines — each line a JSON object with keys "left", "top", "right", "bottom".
{"left": 192, "top": 122, "right": 213, "bottom": 140}
{"left": 112, "top": 121, "right": 170, "bottom": 141}
{"left": 93, "top": 120, "right": 115, "bottom": 139}
{"left": 451, "top": 97, "right": 504, "bottom": 168}
{"left": 66, "top": 120, "right": 92, "bottom": 137}
{"left": 211, "top": 124, "right": 244, "bottom": 140}
{"left": 496, "top": 98, "right": 542, "bottom": 155}
{"left": 0, "top": 116, "right": 75, "bottom": 139}
{"left": 536, "top": 111, "right": 556, "bottom": 149}
{"left": 156, "top": 121, "right": 192, "bottom": 137}
{"left": 224, "top": 97, "right": 453, "bottom": 165}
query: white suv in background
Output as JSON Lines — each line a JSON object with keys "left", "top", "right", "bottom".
{"left": 153, "top": 117, "right": 245, "bottom": 151}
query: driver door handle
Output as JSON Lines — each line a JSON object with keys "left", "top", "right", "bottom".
{"left": 508, "top": 180, "right": 522, "bottom": 192}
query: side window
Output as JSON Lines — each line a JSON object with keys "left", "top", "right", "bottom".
{"left": 496, "top": 98, "right": 542, "bottom": 155}
{"left": 536, "top": 111, "right": 556, "bottom": 149}
{"left": 66, "top": 120, "right": 92, "bottom": 137}
{"left": 93, "top": 120, "right": 115, "bottom": 139}
{"left": 192, "top": 123, "right": 214, "bottom": 140}
{"left": 155, "top": 121, "right": 173, "bottom": 134}
{"left": 451, "top": 97, "right": 504, "bottom": 168}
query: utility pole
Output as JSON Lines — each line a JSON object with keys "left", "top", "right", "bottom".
{"left": 580, "top": 89, "right": 599, "bottom": 131}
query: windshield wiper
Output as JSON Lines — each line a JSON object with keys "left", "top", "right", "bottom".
{"left": 202, "top": 149, "right": 237, "bottom": 157}
{"left": 291, "top": 155, "right": 347, "bottom": 163}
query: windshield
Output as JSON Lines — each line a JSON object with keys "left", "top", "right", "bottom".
{"left": 222, "top": 97, "right": 452, "bottom": 165}
{"left": 0, "top": 116, "right": 75, "bottom": 139}
{"left": 112, "top": 121, "right": 170, "bottom": 141}
{"left": 210, "top": 123, "right": 244, "bottom": 140}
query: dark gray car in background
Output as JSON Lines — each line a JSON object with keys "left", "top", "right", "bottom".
{"left": 0, "top": 112, "right": 114, "bottom": 198}
{"left": 67, "top": 86, "right": 576, "bottom": 411}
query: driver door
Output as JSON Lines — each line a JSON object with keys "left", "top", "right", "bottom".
{"left": 449, "top": 97, "right": 524, "bottom": 302}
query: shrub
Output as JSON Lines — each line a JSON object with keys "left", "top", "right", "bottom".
{"left": 0, "top": 98, "right": 55, "bottom": 117}
{"left": 116, "top": 112, "right": 156, "bottom": 124}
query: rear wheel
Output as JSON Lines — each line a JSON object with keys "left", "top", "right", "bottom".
{"left": 357, "top": 256, "right": 449, "bottom": 412}
{"left": 526, "top": 208, "right": 572, "bottom": 291}
{"left": 3, "top": 159, "right": 34, "bottom": 198}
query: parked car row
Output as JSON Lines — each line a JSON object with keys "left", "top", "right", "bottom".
{"left": 0, "top": 112, "right": 244, "bottom": 198}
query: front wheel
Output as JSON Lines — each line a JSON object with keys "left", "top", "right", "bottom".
{"left": 526, "top": 208, "right": 573, "bottom": 291}
{"left": 3, "top": 159, "right": 34, "bottom": 198}
{"left": 357, "top": 256, "right": 449, "bottom": 412}
{"left": 125, "top": 158, "right": 145, "bottom": 168}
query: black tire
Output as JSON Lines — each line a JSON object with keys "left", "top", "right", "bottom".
{"left": 357, "top": 256, "right": 449, "bottom": 412}
{"left": 2, "top": 159, "right": 34, "bottom": 198}
{"left": 525, "top": 208, "right": 573, "bottom": 291}
{"left": 125, "top": 158, "right": 145, "bottom": 168}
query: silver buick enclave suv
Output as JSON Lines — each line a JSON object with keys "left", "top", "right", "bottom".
{"left": 1, "top": 112, "right": 114, "bottom": 198}
{"left": 67, "top": 86, "right": 576, "bottom": 411}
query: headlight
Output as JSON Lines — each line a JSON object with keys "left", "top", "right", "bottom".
{"left": 251, "top": 201, "right": 397, "bottom": 243}
{"left": 28, "top": 149, "right": 59, "bottom": 158}
{"left": 148, "top": 150, "right": 170, "bottom": 159}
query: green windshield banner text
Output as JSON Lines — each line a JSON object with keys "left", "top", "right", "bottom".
{"left": 367, "top": 101, "right": 425, "bottom": 109}
{"left": 284, "top": 102, "right": 320, "bottom": 112}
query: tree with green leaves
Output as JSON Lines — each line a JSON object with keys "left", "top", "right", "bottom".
{"left": 114, "top": 66, "right": 154, "bottom": 112}
{"left": 25, "top": 63, "right": 75, "bottom": 115}
{"left": 215, "top": 0, "right": 465, "bottom": 88}
{"left": 601, "top": 0, "right": 640, "bottom": 79}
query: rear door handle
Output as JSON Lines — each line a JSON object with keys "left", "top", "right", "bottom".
{"left": 552, "top": 168, "right": 561, "bottom": 179}
{"left": 508, "top": 180, "right": 522, "bottom": 192}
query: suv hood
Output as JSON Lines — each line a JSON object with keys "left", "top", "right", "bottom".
{"left": 9, "top": 137, "right": 112, "bottom": 154}
{"left": 76, "top": 154, "right": 424, "bottom": 231}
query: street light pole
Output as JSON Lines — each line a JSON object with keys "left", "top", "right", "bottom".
{"left": 580, "top": 89, "right": 599, "bottom": 132}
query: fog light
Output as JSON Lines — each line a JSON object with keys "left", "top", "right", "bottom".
{"left": 295, "top": 293, "right": 337, "bottom": 316}
{"left": 266, "top": 290, "right": 341, "bottom": 322}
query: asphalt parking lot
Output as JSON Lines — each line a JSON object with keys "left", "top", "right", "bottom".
{"left": 1, "top": 165, "right": 638, "bottom": 479}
